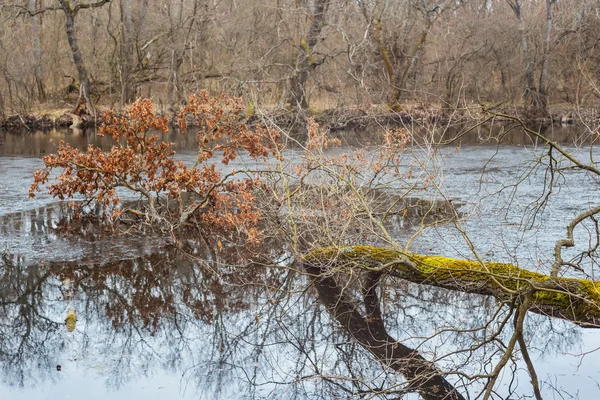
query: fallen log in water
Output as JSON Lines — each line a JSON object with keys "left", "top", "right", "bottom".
{"left": 305, "top": 245, "right": 600, "bottom": 328}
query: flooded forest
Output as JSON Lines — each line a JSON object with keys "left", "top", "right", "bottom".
{"left": 2, "top": 1, "right": 600, "bottom": 399}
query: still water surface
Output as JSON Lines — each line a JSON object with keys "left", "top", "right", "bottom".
{"left": 1, "top": 125, "right": 599, "bottom": 399}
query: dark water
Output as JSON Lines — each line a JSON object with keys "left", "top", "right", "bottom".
{"left": 0, "top": 127, "right": 198, "bottom": 156}
{"left": 1, "top": 124, "right": 600, "bottom": 399}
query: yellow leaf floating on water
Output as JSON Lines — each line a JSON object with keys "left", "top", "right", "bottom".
{"left": 65, "top": 306, "right": 77, "bottom": 332}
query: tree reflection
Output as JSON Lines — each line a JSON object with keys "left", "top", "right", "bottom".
{"left": 0, "top": 238, "right": 584, "bottom": 398}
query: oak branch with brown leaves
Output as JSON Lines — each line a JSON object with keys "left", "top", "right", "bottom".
{"left": 29, "top": 92, "right": 281, "bottom": 241}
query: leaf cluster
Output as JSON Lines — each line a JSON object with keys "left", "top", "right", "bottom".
{"left": 30, "top": 92, "right": 281, "bottom": 240}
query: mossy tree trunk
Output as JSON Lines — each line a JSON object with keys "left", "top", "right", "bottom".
{"left": 287, "top": 0, "right": 330, "bottom": 111}
{"left": 303, "top": 245, "right": 599, "bottom": 397}
{"left": 305, "top": 246, "right": 600, "bottom": 328}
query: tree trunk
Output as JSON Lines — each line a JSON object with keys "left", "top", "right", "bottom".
{"left": 508, "top": 0, "right": 546, "bottom": 115}
{"left": 372, "top": 20, "right": 399, "bottom": 110}
{"left": 394, "top": 16, "right": 439, "bottom": 106}
{"left": 167, "top": 50, "right": 184, "bottom": 114}
{"left": 538, "top": 0, "right": 553, "bottom": 115}
{"left": 306, "top": 246, "right": 600, "bottom": 328}
{"left": 359, "top": 2, "right": 399, "bottom": 109}
{"left": 30, "top": 0, "right": 46, "bottom": 102}
{"left": 362, "top": 2, "right": 448, "bottom": 110}
{"left": 166, "top": 0, "right": 203, "bottom": 114}
{"left": 287, "top": 0, "right": 330, "bottom": 111}
{"left": 120, "top": 0, "right": 135, "bottom": 105}
{"left": 515, "top": 1, "right": 535, "bottom": 98}
{"left": 0, "top": 90, "right": 5, "bottom": 122}
{"left": 58, "top": 0, "right": 95, "bottom": 117}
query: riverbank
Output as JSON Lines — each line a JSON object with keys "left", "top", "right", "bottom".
{"left": 0, "top": 102, "right": 596, "bottom": 132}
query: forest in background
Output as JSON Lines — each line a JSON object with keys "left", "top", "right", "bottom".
{"left": 3, "top": 2, "right": 600, "bottom": 399}
{"left": 1, "top": 0, "right": 600, "bottom": 121}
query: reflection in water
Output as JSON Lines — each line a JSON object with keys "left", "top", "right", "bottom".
{"left": 1, "top": 123, "right": 600, "bottom": 398}
{"left": 0, "top": 127, "right": 199, "bottom": 156}
{"left": 435, "top": 120, "right": 594, "bottom": 146}
{"left": 0, "top": 238, "right": 586, "bottom": 398}
{"left": 0, "top": 203, "right": 170, "bottom": 263}
{"left": 0, "top": 122, "right": 593, "bottom": 157}
{"left": 0, "top": 246, "right": 287, "bottom": 396}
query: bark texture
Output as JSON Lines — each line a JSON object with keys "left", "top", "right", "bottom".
{"left": 58, "top": 0, "right": 111, "bottom": 117}
{"left": 287, "top": 0, "right": 330, "bottom": 110}
{"left": 306, "top": 246, "right": 600, "bottom": 328}
{"left": 59, "top": 0, "right": 92, "bottom": 116}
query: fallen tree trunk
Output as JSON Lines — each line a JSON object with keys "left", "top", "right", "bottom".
{"left": 305, "top": 246, "right": 600, "bottom": 328}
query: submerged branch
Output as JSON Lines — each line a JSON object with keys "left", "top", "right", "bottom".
{"left": 305, "top": 246, "right": 600, "bottom": 328}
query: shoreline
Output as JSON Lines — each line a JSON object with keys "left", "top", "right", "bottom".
{"left": 0, "top": 104, "right": 594, "bottom": 132}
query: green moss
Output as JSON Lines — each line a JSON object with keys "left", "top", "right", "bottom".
{"left": 533, "top": 291, "right": 570, "bottom": 307}
{"left": 246, "top": 101, "right": 255, "bottom": 117}
{"left": 387, "top": 102, "right": 403, "bottom": 112}
{"left": 308, "top": 107, "right": 321, "bottom": 116}
{"left": 304, "top": 245, "right": 600, "bottom": 325}
{"left": 300, "top": 39, "right": 314, "bottom": 66}
{"left": 300, "top": 39, "right": 309, "bottom": 52}
{"left": 409, "top": 254, "right": 551, "bottom": 289}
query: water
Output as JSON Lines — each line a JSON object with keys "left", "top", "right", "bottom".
{"left": 1, "top": 124, "right": 600, "bottom": 399}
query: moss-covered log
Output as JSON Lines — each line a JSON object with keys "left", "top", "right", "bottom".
{"left": 305, "top": 246, "right": 600, "bottom": 328}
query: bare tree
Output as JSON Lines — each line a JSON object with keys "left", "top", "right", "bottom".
{"left": 287, "top": 0, "right": 331, "bottom": 111}
{"left": 505, "top": 0, "right": 569, "bottom": 116}
{"left": 29, "top": 0, "right": 45, "bottom": 101}
{"left": 119, "top": 0, "right": 134, "bottom": 105}
{"left": 358, "top": 0, "right": 454, "bottom": 109}
{"left": 165, "top": 0, "right": 209, "bottom": 114}
{"left": 56, "top": 0, "right": 111, "bottom": 118}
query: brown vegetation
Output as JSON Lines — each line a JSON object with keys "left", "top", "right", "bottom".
{"left": 1, "top": 0, "right": 600, "bottom": 123}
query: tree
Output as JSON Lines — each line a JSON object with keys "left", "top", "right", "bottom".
{"left": 272, "top": 113, "right": 600, "bottom": 397}
{"left": 29, "top": 92, "right": 280, "bottom": 237}
{"left": 119, "top": 0, "right": 134, "bottom": 105}
{"left": 2, "top": 0, "right": 600, "bottom": 117}
{"left": 286, "top": 0, "right": 331, "bottom": 111}
{"left": 29, "top": 0, "right": 46, "bottom": 101}
{"left": 504, "top": 0, "right": 577, "bottom": 116}
{"left": 28, "top": 98, "right": 600, "bottom": 397}
{"left": 164, "top": 0, "right": 207, "bottom": 114}
{"left": 56, "top": 0, "right": 111, "bottom": 118}
{"left": 357, "top": 0, "right": 454, "bottom": 110}
{"left": 505, "top": 0, "right": 537, "bottom": 110}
